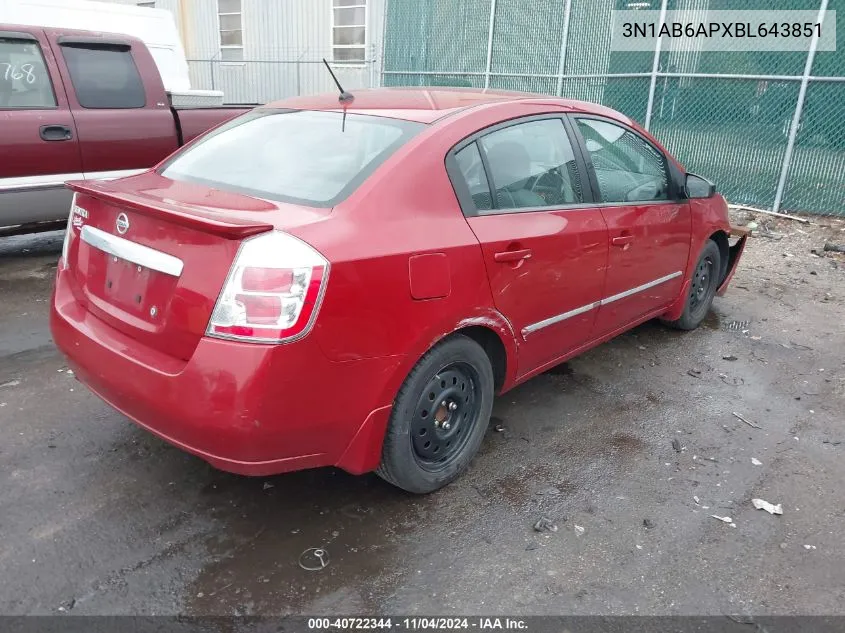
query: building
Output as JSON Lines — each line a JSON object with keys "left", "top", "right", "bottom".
{"left": 108, "top": 0, "right": 385, "bottom": 103}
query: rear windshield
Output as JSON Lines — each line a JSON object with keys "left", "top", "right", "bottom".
{"left": 160, "top": 109, "right": 424, "bottom": 207}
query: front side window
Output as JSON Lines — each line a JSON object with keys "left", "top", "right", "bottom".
{"left": 575, "top": 118, "right": 669, "bottom": 203}
{"left": 218, "top": 0, "right": 243, "bottom": 62}
{"left": 0, "top": 37, "right": 56, "bottom": 108}
{"left": 160, "top": 109, "right": 424, "bottom": 207}
{"left": 333, "top": 0, "right": 367, "bottom": 62}
{"left": 61, "top": 44, "right": 145, "bottom": 109}
{"left": 479, "top": 119, "right": 584, "bottom": 210}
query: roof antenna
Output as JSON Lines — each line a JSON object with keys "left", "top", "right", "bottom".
{"left": 322, "top": 58, "right": 354, "bottom": 104}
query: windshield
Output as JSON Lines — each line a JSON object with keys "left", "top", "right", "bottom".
{"left": 160, "top": 109, "right": 424, "bottom": 207}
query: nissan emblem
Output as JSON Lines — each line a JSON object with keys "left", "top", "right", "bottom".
{"left": 116, "top": 213, "right": 130, "bottom": 235}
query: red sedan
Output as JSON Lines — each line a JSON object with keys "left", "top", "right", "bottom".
{"left": 51, "top": 88, "right": 746, "bottom": 493}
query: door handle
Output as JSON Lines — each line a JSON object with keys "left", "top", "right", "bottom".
{"left": 494, "top": 248, "right": 533, "bottom": 263}
{"left": 611, "top": 235, "right": 634, "bottom": 247}
{"left": 39, "top": 125, "right": 73, "bottom": 142}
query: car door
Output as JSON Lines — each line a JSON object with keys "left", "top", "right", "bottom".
{"left": 47, "top": 32, "right": 178, "bottom": 179}
{"left": 571, "top": 115, "right": 691, "bottom": 337}
{"left": 447, "top": 116, "right": 609, "bottom": 378}
{"left": 0, "top": 28, "right": 82, "bottom": 227}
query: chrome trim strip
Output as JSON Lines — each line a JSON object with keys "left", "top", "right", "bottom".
{"left": 600, "top": 271, "right": 683, "bottom": 305}
{"left": 522, "top": 301, "right": 600, "bottom": 336}
{"left": 81, "top": 225, "right": 184, "bottom": 277}
{"left": 521, "top": 270, "right": 683, "bottom": 337}
{"left": 0, "top": 168, "right": 147, "bottom": 192}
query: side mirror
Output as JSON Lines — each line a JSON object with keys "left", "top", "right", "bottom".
{"left": 685, "top": 172, "right": 716, "bottom": 199}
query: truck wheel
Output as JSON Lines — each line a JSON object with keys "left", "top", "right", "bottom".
{"left": 662, "top": 240, "right": 722, "bottom": 331}
{"left": 376, "top": 335, "right": 494, "bottom": 494}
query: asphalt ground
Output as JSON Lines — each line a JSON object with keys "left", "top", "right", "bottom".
{"left": 1, "top": 218, "right": 843, "bottom": 616}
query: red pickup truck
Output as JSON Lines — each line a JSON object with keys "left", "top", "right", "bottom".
{"left": 0, "top": 24, "right": 251, "bottom": 235}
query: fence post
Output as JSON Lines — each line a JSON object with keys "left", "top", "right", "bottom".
{"left": 773, "top": 0, "right": 829, "bottom": 213}
{"left": 379, "top": 0, "right": 388, "bottom": 88}
{"left": 644, "top": 0, "right": 668, "bottom": 131}
{"left": 555, "top": 0, "right": 573, "bottom": 96}
{"left": 484, "top": 0, "right": 497, "bottom": 89}
{"left": 369, "top": 43, "right": 377, "bottom": 88}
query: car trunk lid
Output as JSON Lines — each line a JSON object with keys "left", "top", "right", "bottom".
{"left": 63, "top": 173, "right": 329, "bottom": 360}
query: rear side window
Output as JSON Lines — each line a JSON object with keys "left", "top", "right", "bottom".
{"left": 0, "top": 37, "right": 56, "bottom": 108}
{"left": 454, "top": 143, "right": 492, "bottom": 212}
{"left": 61, "top": 44, "right": 145, "bottom": 109}
{"left": 575, "top": 118, "right": 669, "bottom": 203}
{"left": 160, "top": 109, "right": 424, "bottom": 207}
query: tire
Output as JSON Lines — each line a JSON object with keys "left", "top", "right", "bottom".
{"left": 662, "top": 239, "right": 722, "bottom": 331}
{"left": 376, "top": 334, "right": 495, "bottom": 494}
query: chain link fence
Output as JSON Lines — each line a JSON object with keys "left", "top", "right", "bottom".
{"left": 382, "top": 0, "right": 845, "bottom": 216}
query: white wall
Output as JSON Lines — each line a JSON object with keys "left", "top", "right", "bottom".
{"left": 101, "top": 0, "right": 384, "bottom": 103}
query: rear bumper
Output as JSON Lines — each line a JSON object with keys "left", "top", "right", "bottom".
{"left": 716, "top": 226, "right": 749, "bottom": 296}
{"left": 51, "top": 267, "right": 402, "bottom": 476}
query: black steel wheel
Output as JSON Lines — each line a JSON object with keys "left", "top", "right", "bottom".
{"left": 377, "top": 335, "right": 494, "bottom": 494}
{"left": 662, "top": 239, "right": 722, "bottom": 331}
{"left": 688, "top": 252, "right": 716, "bottom": 315}
{"left": 410, "top": 363, "right": 480, "bottom": 471}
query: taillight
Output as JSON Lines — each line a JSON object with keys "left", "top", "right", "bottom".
{"left": 207, "top": 231, "right": 329, "bottom": 344}
{"left": 61, "top": 193, "right": 80, "bottom": 269}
